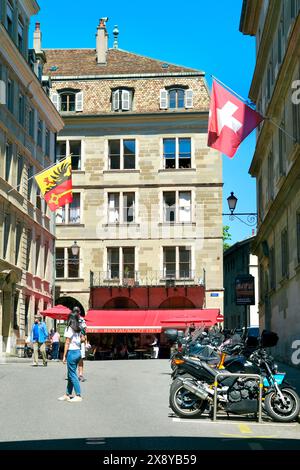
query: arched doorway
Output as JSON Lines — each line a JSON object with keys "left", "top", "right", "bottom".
{"left": 56, "top": 296, "right": 85, "bottom": 316}
{"left": 103, "top": 297, "right": 139, "bottom": 309}
{"left": 159, "top": 297, "right": 195, "bottom": 309}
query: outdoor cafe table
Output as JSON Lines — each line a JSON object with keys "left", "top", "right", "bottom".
{"left": 134, "top": 348, "right": 148, "bottom": 359}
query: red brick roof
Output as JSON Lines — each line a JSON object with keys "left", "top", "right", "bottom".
{"left": 44, "top": 48, "right": 202, "bottom": 77}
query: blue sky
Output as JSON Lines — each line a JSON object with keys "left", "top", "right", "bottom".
{"left": 30, "top": 0, "right": 257, "bottom": 244}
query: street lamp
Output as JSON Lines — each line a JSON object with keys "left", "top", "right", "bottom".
{"left": 223, "top": 192, "right": 257, "bottom": 227}
{"left": 71, "top": 241, "right": 79, "bottom": 256}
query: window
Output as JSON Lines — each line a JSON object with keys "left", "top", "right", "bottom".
{"left": 6, "top": 1, "right": 13, "bottom": 37}
{"left": 258, "top": 177, "right": 263, "bottom": 222}
{"left": 107, "top": 192, "right": 135, "bottom": 224}
{"left": 35, "top": 236, "right": 41, "bottom": 275}
{"left": 267, "top": 150, "right": 274, "bottom": 201}
{"left": 163, "top": 191, "right": 191, "bottom": 223}
{"left": 56, "top": 140, "right": 82, "bottom": 170}
{"left": 112, "top": 89, "right": 132, "bottom": 111}
{"left": 3, "top": 214, "right": 11, "bottom": 259}
{"left": 18, "top": 93, "right": 25, "bottom": 126}
{"left": 36, "top": 188, "right": 42, "bottom": 211}
{"left": 15, "top": 222, "right": 22, "bottom": 265}
{"left": 28, "top": 107, "right": 34, "bottom": 138}
{"left": 108, "top": 139, "right": 136, "bottom": 170}
{"left": 297, "top": 212, "right": 300, "bottom": 264}
{"left": 163, "top": 138, "right": 191, "bottom": 169}
{"left": 27, "top": 165, "right": 34, "bottom": 201}
{"left": 55, "top": 248, "right": 65, "bottom": 278}
{"left": 163, "top": 246, "right": 191, "bottom": 279}
{"left": 5, "top": 142, "right": 13, "bottom": 182}
{"left": 44, "top": 242, "right": 49, "bottom": 277}
{"left": 278, "top": 117, "right": 286, "bottom": 176}
{"left": 37, "top": 119, "right": 43, "bottom": 148}
{"left": 13, "top": 291, "right": 19, "bottom": 330}
{"left": 26, "top": 229, "right": 32, "bottom": 271}
{"left": 160, "top": 88, "right": 193, "bottom": 110}
{"left": 269, "top": 246, "right": 276, "bottom": 290}
{"left": 45, "top": 129, "right": 50, "bottom": 156}
{"left": 7, "top": 78, "right": 14, "bottom": 113}
{"left": 18, "top": 18, "right": 24, "bottom": 52}
{"left": 68, "top": 247, "right": 80, "bottom": 278}
{"left": 55, "top": 247, "right": 80, "bottom": 278}
{"left": 56, "top": 193, "right": 81, "bottom": 224}
{"left": 17, "top": 154, "right": 23, "bottom": 192}
{"left": 107, "top": 247, "right": 135, "bottom": 280}
{"left": 292, "top": 100, "right": 300, "bottom": 143}
{"left": 281, "top": 229, "right": 289, "bottom": 278}
{"left": 50, "top": 90, "right": 83, "bottom": 112}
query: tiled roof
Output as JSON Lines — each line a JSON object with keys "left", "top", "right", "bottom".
{"left": 44, "top": 48, "right": 203, "bottom": 77}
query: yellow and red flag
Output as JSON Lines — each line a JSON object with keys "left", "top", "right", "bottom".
{"left": 35, "top": 156, "right": 73, "bottom": 211}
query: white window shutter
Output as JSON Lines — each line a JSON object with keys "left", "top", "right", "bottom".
{"left": 50, "top": 91, "right": 60, "bottom": 110}
{"left": 185, "top": 89, "right": 193, "bottom": 108}
{"left": 75, "top": 92, "right": 83, "bottom": 112}
{"left": 160, "top": 89, "right": 168, "bottom": 109}
{"left": 122, "top": 90, "right": 130, "bottom": 111}
{"left": 112, "top": 90, "right": 120, "bottom": 111}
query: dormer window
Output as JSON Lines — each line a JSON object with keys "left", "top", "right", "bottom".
{"left": 112, "top": 89, "right": 133, "bottom": 111}
{"left": 160, "top": 87, "right": 193, "bottom": 110}
{"left": 50, "top": 89, "right": 83, "bottom": 112}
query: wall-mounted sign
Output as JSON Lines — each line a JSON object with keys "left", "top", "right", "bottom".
{"left": 210, "top": 293, "right": 219, "bottom": 297}
{"left": 235, "top": 274, "right": 255, "bottom": 306}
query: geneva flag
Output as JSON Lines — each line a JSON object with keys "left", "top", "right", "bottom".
{"left": 35, "top": 156, "right": 73, "bottom": 211}
{"left": 207, "top": 80, "right": 264, "bottom": 158}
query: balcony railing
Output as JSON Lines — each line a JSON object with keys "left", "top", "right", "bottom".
{"left": 90, "top": 270, "right": 206, "bottom": 288}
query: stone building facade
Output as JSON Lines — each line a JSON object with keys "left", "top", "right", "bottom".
{"left": 44, "top": 19, "right": 223, "bottom": 315}
{"left": 0, "top": 1, "right": 63, "bottom": 354}
{"left": 240, "top": 0, "right": 300, "bottom": 362}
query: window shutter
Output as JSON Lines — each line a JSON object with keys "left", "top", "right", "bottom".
{"left": 50, "top": 91, "right": 60, "bottom": 110}
{"left": 185, "top": 89, "right": 193, "bottom": 108}
{"left": 112, "top": 90, "right": 120, "bottom": 111}
{"left": 160, "top": 89, "right": 168, "bottom": 109}
{"left": 122, "top": 90, "right": 130, "bottom": 110}
{"left": 75, "top": 92, "right": 83, "bottom": 112}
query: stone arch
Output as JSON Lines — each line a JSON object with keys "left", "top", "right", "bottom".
{"left": 103, "top": 297, "right": 139, "bottom": 309}
{"left": 159, "top": 297, "right": 195, "bottom": 309}
{"left": 56, "top": 296, "right": 85, "bottom": 316}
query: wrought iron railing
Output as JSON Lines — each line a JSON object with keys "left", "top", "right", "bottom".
{"left": 90, "top": 270, "right": 206, "bottom": 288}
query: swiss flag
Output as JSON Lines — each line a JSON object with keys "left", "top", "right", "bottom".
{"left": 207, "top": 80, "right": 264, "bottom": 158}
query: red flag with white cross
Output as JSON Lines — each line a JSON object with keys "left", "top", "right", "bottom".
{"left": 207, "top": 80, "right": 264, "bottom": 158}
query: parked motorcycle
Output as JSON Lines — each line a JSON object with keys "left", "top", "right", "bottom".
{"left": 168, "top": 330, "right": 300, "bottom": 422}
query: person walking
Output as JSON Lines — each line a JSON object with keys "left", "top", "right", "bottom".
{"left": 50, "top": 329, "right": 60, "bottom": 361}
{"left": 150, "top": 335, "right": 160, "bottom": 359}
{"left": 58, "top": 313, "right": 86, "bottom": 402}
{"left": 30, "top": 315, "right": 48, "bottom": 367}
{"left": 72, "top": 306, "right": 87, "bottom": 382}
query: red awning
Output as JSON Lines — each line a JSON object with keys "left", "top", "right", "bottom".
{"left": 85, "top": 309, "right": 220, "bottom": 333}
{"left": 40, "top": 305, "right": 71, "bottom": 320}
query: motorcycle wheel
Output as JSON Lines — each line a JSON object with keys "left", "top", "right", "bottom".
{"left": 264, "top": 387, "right": 300, "bottom": 422}
{"left": 169, "top": 380, "right": 207, "bottom": 419}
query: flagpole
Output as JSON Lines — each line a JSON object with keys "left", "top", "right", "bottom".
{"left": 210, "top": 74, "right": 297, "bottom": 143}
{"left": 6, "top": 155, "right": 72, "bottom": 195}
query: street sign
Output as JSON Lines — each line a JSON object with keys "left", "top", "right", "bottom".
{"left": 216, "top": 314, "right": 224, "bottom": 322}
{"left": 235, "top": 274, "right": 255, "bottom": 305}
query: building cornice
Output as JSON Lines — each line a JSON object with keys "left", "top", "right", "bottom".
{"left": 239, "top": 0, "right": 263, "bottom": 36}
{"left": 49, "top": 71, "right": 205, "bottom": 81}
{"left": 249, "top": 16, "right": 300, "bottom": 176}
{"left": 248, "top": 0, "right": 281, "bottom": 101}
{"left": 19, "top": 0, "right": 40, "bottom": 16}
{"left": 0, "top": 25, "right": 64, "bottom": 132}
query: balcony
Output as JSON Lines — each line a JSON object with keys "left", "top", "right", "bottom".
{"left": 90, "top": 270, "right": 206, "bottom": 288}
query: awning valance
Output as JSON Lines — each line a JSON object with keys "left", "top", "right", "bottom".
{"left": 85, "top": 309, "right": 220, "bottom": 334}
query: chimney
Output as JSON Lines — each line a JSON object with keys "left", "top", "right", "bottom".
{"left": 96, "top": 18, "right": 108, "bottom": 64}
{"left": 33, "top": 22, "right": 42, "bottom": 52}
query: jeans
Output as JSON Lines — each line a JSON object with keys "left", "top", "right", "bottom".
{"left": 66, "top": 349, "right": 81, "bottom": 396}
{"left": 52, "top": 342, "right": 60, "bottom": 360}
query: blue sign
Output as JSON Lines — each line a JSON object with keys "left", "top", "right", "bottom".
{"left": 210, "top": 293, "right": 219, "bottom": 297}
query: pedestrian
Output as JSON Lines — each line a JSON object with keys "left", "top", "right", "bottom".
{"left": 30, "top": 314, "right": 49, "bottom": 367}
{"left": 150, "top": 335, "right": 160, "bottom": 359}
{"left": 50, "top": 329, "right": 60, "bottom": 361}
{"left": 58, "top": 312, "right": 86, "bottom": 402}
{"left": 73, "top": 306, "right": 87, "bottom": 382}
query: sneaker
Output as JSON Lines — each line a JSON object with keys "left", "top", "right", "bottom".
{"left": 58, "top": 395, "right": 71, "bottom": 401}
{"left": 69, "top": 396, "right": 82, "bottom": 402}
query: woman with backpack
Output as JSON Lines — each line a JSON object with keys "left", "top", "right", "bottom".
{"left": 58, "top": 312, "right": 86, "bottom": 402}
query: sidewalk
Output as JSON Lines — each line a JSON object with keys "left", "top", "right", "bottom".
{"left": 277, "top": 361, "right": 300, "bottom": 393}
{"left": 0, "top": 356, "right": 33, "bottom": 364}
